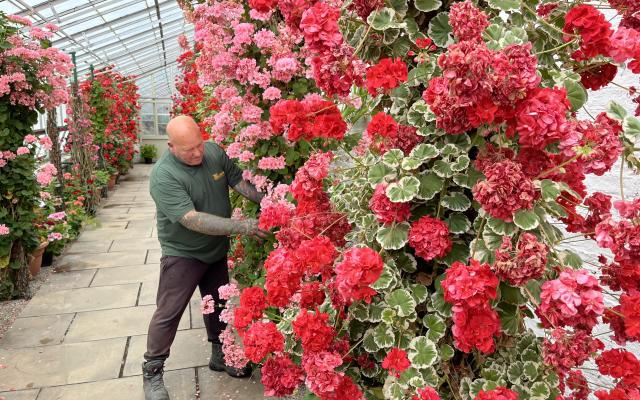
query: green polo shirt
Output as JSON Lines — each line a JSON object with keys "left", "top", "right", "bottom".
{"left": 149, "top": 142, "right": 243, "bottom": 264}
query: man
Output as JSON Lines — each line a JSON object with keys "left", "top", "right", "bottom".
{"left": 142, "top": 115, "right": 268, "bottom": 400}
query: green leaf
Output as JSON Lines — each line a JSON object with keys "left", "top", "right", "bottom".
{"left": 606, "top": 101, "right": 628, "bottom": 120}
{"left": 498, "top": 302, "right": 520, "bottom": 335}
{"left": 438, "top": 242, "right": 469, "bottom": 266}
{"left": 523, "top": 361, "right": 539, "bottom": 381}
{"left": 376, "top": 222, "right": 410, "bottom": 250}
{"left": 560, "top": 250, "right": 583, "bottom": 268}
{"left": 482, "top": 228, "right": 503, "bottom": 250}
{"left": 363, "top": 330, "right": 381, "bottom": 352}
{"left": 397, "top": 252, "right": 417, "bottom": 273}
{"left": 487, "top": 0, "right": 520, "bottom": 10}
{"left": 372, "top": 264, "right": 396, "bottom": 291}
{"left": 386, "top": 176, "right": 421, "bottom": 202}
{"left": 564, "top": 79, "right": 587, "bottom": 111}
{"left": 401, "top": 157, "right": 424, "bottom": 171}
{"left": 540, "top": 179, "right": 561, "bottom": 201}
{"left": 410, "top": 284, "right": 429, "bottom": 304}
{"left": 350, "top": 302, "right": 370, "bottom": 321}
{"left": 408, "top": 336, "right": 439, "bottom": 369}
{"left": 433, "top": 160, "right": 454, "bottom": 178}
{"left": 446, "top": 212, "right": 471, "bottom": 234}
{"left": 513, "top": 209, "right": 540, "bottom": 230}
{"left": 451, "top": 155, "right": 470, "bottom": 172}
{"left": 423, "top": 314, "right": 446, "bottom": 341}
{"left": 507, "top": 361, "right": 524, "bottom": 383}
{"left": 441, "top": 192, "right": 471, "bottom": 212}
{"left": 486, "top": 217, "right": 517, "bottom": 236}
{"left": 417, "top": 172, "right": 444, "bottom": 200}
{"left": 410, "top": 143, "right": 439, "bottom": 161}
{"left": 368, "top": 163, "right": 395, "bottom": 187}
{"left": 368, "top": 7, "right": 396, "bottom": 31}
{"left": 440, "top": 344, "right": 454, "bottom": 361}
{"left": 386, "top": 288, "right": 417, "bottom": 317}
{"left": 499, "top": 282, "right": 524, "bottom": 305}
{"left": 530, "top": 382, "right": 550, "bottom": 399}
{"left": 415, "top": 0, "right": 442, "bottom": 12}
{"left": 382, "top": 149, "right": 404, "bottom": 167}
{"left": 624, "top": 115, "right": 640, "bottom": 137}
{"left": 373, "top": 323, "right": 396, "bottom": 348}
{"left": 381, "top": 308, "right": 397, "bottom": 325}
{"left": 428, "top": 12, "right": 453, "bottom": 48}
{"left": 389, "top": 0, "right": 408, "bottom": 17}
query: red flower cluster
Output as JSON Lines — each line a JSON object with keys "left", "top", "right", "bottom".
{"left": 542, "top": 328, "right": 604, "bottom": 373}
{"left": 261, "top": 354, "right": 304, "bottom": 397}
{"left": 563, "top": 192, "right": 612, "bottom": 236}
{"left": 302, "top": 351, "right": 364, "bottom": 399}
{"left": 443, "top": 260, "right": 501, "bottom": 353}
{"left": 563, "top": 5, "right": 612, "bottom": 61}
{"left": 514, "top": 87, "right": 572, "bottom": 150}
{"left": 233, "top": 286, "right": 267, "bottom": 332}
{"left": 369, "top": 183, "right": 411, "bottom": 225}
{"left": 596, "top": 349, "right": 640, "bottom": 386}
{"left": 296, "top": 236, "right": 338, "bottom": 277}
{"left": 292, "top": 309, "right": 336, "bottom": 352}
{"left": 172, "top": 47, "right": 212, "bottom": 133}
{"left": 536, "top": 269, "right": 604, "bottom": 331}
{"left": 449, "top": 0, "right": 489, "bottom": 42}
{"left": 381, "top": 347, "right": 411, "bottom": 377}
{"left": 595, "top": 388, "right": 640, "bottom": 400}
{"left": 366, "top": 112, "right": 398, "bottom": 139}
{"left": 334, "top": 247, "right": 384, "bottom": 303}
{"left": 365, "top": 58, "right": 408, "bottom": 96}
{"left": 596, "top": 217, "right": 640, "bottom": 264}
{"left": 269, "top": 97, "right": 347, "bottom": 141}
{"left": 579, "top": 63, "right": 618, "bottom": 91}
{"left": 348, "top": 0, "right": 384, "bottom": 21}
{"left": 264, "top": 247, "right": 303, "bottom": 307}
{"left": 300, "top": 281, "right": 326, "bottom": 309}
{"left": 563, "top": 113, "right": 623, "bottom": 176}
{"left": 423, "top": 41, "right": 540, "bottom": 135}
{"left": 243, "top": 321, "right": 285, "bottom": 363}
{"left": 248, "top": 0, "right": 277, "bottom": 12}
{"left": 290, "top": 151, "right": 332, "bottom": 206}
{"left": 621, "top": 292, "right": 640, "bottom": 338}
{"left": 473, "top": 159, "right": 538, "bottom": 222}
{"left": 412, "top": 387, "right": 441, "bottom": 400}
{"left": 474, "top": 387, "right": 518, "bottom": 400}
{"left": 493, "top": 233, "right": 548, "bottom": 286}
{"left": 408, "top": 216, "right": 452, "bottom": 261}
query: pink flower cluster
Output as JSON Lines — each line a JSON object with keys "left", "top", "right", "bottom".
{"left": 449, "top": 0, "right": 489, "bottom": 42}
{"left": 536, "top": 269, "right": 604, "bottom": 331}
{"left": 36, "top": 163, "right": 57, "bottom": 186}
{"left": 493, "top": 233, "right": 548, "bottom": 286}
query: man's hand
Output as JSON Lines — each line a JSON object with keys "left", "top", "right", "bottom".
{"left": 232, "top": 180, "right": 264, "bottom": 204}
{"left": 238, "top": 219, "right": 270, "bottom": 240}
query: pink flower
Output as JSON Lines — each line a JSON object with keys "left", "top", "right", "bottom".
{"left": 39, "top": 136, "right": 53, "bottom": 151}
{"left": 47, "top": 232, "right": 63, "bottom": 242}
{"left": 201, "top": 294, "right": 216, "bottom": 314}
{"left": 263, "top": 87, "right": 282, "bottom": 101}
{"left": 0, "top": 224, "right": 10, "bottom": 236}
{"left": 47, "top": 212, "right": 66, "bottom": 221}
{"left": 218, "top": 283, "right": 240, "bottom": 300}
{"left": 24, "top": 134, "right": 38, "bottom": 144}
{"left": 258, "top": 156, "right": 286, "bottom": 170}
{"left": 449, "top": 0, "right": 489, "bottom": 42}
{"left": 16, "top": 147, "right": 30, "bottom": 156}
{"left": 36, "top": 163, "right": 57, "bottom": 186}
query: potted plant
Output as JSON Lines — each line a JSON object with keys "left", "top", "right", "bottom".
{"left": 94, "top": 170, "right": 110, "bottom": 198}
{"left": 140, "top": 144, "right": 157, "bottom": 164}
{"left": 106, "top": 165, "right": 118, "bottom": 190}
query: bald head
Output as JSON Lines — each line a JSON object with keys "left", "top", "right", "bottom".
{"left": 166, "top": 115, "right": 205, "bottom": 166}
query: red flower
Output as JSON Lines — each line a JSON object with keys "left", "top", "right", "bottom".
{"left": 369, "top": 183, "right": 411, "bottom": 225}
{"left": 300, "top": 2, "right": 343, "bottom": 51}
{"left": 382, "top": 347, "right": 411, "bottom": 377}
{"left": 348, "top": 0, "right": 384, "bottom": 20}
{"left": 474, "top": 387, "right": 518, "bottom": 400}
{"left": 365, "top": 58, "right": 408, "bottom": 96}
{"left": 442, "top": 259, "right": 499, "bottom": 308}
{"left": 621, "top": 292, "right": 640, "bottom": 338}
{"left": 269, "top": 98, "right": 346, "bottom": 141}
{"left": 449, "top": 0, "right": 489, "bottom": 42}
{"left": 542, "top": 328, "right": 604, "bottom": 373}
{"left": 596, "top": 349, "right": 640, "bottom": 386}
{"left": 366, "top": 112, "right": 398, "bottom": 139}
{"left": 334, "top": 247, "right": 384, "bottom": 303}
{"left": 261, "top": 354, "right": 304, "bottom": 397}
{"left": 265, "top": 247, "right": 304, "bottom": 307}
{"left": 295, "top": 236, "right": 338, "bottom": 277}
{"left": 563, "top": 5, "right": 613, "bottom": 61}
{"left": 412, "top": 387, "right": 441, "bottom": 400}
{"left": 472, "top": 159, "right": 538, "bottom": 222}
{"left": 242, "top": 321, "right": 285, "bottom": 363}
{"left": 451, "top": 304, "right": 501, "bottom": 353}
{"left": 514, "top": 87, "right": 572, "bottom": 150}
{"left": 416, "top": 38, "right": 437, "bottom": 51}
{"left": 248, "top": 0, "right": 277, "bottom": 12}
{"left": 292, "top": 309, "right": 336, "bottom": 352}
{"left": 299, "top": 282, "right": 326, "bottom": 309}
{"left": 580, "top": 63, "right": 618, "bottom": 90}
{"left": 408, "top": 216, "right": 452, "bottom": 261}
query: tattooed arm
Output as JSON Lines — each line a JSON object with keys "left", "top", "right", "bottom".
{"left": 232, "top": 180, "right": 264, "bottom": 204}
{"left": 179, "top": 210, "right": 269, "bottom": 238}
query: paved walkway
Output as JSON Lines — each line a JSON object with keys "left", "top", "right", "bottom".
{"left": 0, "top": 164, "right": 265, "bottom": 400}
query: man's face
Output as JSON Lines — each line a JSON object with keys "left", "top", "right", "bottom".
{"left": 169, "top": 136, "right": 204, "bottom": 166}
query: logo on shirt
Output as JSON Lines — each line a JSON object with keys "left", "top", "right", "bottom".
{"left": 212, "top": 171, "right": 225, "bottom": 181}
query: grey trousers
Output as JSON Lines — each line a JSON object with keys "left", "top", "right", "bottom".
{"left": 144, "top": 255, "right": 229, "bottom": 361}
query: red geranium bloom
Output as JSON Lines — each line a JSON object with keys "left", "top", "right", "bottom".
{"left": 382, "top": 347, "right": 411, "bottom": 377}
{"left": 334, "top": 247, "right": 384, "bottom": 303}
{"left": 408, "top": 216, "right": 452, "bottom": 261}
{"left": 365, "top": 58, "right": 408, "bottom": 96}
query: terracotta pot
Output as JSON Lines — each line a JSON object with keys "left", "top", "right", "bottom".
{"left": 28, "top": 242, "right": 48, "bottom": 277}
{"left": 108, "top": 175, "right": 117, "bottom": 190}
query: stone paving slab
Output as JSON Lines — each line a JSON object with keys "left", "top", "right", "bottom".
{"left": 76, "top": 228, "right": 153, "bottom": 242}
{"left": 123, "top": 329, "right": 210, "bottom": 377}
{"left": 64, "top": 305, "right": 189, "bottom": 343}
{"left": 21, "top": 284, "right": 139, "bottom": 317}
{"left": 137, "top": 281, "right": 159, "bottom": 306}
{"left": 0, "top": 315, "right": 74, "bottom": 348}
{"left": 38, "top": 270, "right": 96, "bottom": 294}
{"left": 190, "top": 297, "right": 205, "bottom": 329}
{"left": 91, "top": 221, "right": 129, "bottom": 229}
{"left": 55, "top": 251, "right": 146, "bottom": 270}
{"left": 64, "top": 240, "right": 113, "bottom": 255}
{"left": 146, "top": 248, "right": 162, "bottom": 264}
{"left": 90, "top": 264, "right": 159, "bottom": 287}
{"left": 0, "top": 338, "right": 126, "bottom": 391}
{"left": 35, "top": 368, "right": 197, "bottom": 400}
{"left": 0, "top": 389, "right": 40, "bottom": 400}
{"left": 109, "top": 238, "right": 160, "bottom": 253}
{"left": 198, "top": 367, "right": 266, "bottom": 400}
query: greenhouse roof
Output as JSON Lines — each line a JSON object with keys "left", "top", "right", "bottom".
{"left": 0, "top": 0, "right": 194, "bottom": 98}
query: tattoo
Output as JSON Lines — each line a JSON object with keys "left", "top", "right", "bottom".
{"left": 232, "top": 180, "right": 264, "bottom": 204}
{"left": 179, "top": 210, "right": 247, "bottom": 236}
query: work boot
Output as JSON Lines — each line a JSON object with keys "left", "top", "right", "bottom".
{"left": 225, "top": 364, "right": 252, "bottom": 378}
{"left": 142, "top": 360, "right": 170, "bottom": 400}
{"left": 209, "top": 343, "right": 225, "bottom": 372}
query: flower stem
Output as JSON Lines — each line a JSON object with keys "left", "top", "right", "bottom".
{"left": 535, "top": 38, "right": 577, "bottom": 55}
{"left": 536, "top": 154, "right": 580, "bottom": 179}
